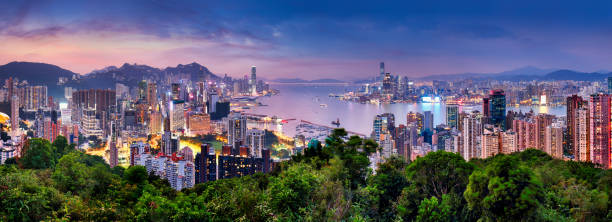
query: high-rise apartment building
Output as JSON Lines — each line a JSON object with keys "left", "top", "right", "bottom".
{"left": 246, "top": 129, "right": 265, "bottom": 158}
{"left": 545, "top": 122, "right": 564, "bottom": 159}
{"left": 462, "top": 112, "right": 482, "bottom": 160}
{"left": 589, "top": 94, "right": 611, "bottom": 168}
{"left": 10, "top": 95, "right": 19, "bottom": 132}
{"left": 228, "top": 112, "right": 247, "bottom": 148}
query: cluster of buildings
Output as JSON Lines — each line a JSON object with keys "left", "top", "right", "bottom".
{"left": 0, "top": 66, "right": 276, "bottom": 190}
{"left": 370, "top": 88, "right": 611, "bottom": 169}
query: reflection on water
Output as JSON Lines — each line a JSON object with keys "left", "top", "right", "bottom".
{"left": 248, "top": 84, "right": 566, "bottom": 136}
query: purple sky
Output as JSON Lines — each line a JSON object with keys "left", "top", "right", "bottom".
{"left": 1, "top": 0, "right": 612, "bottom": 80}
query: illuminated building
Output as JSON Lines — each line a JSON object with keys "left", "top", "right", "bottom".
{"left": 545, "top": 122, "right": 564, "bottom": 159}
{"left": 462, "top": 112, "right": 482, "bottom": 160}
{"left": 589, "top": 94, "right": 611, "bottom": 168}
{"left": 170, "top": 100, "right": 185, "bottom": 132}
{"left": 246, "top": 129, "right": 265, "bottom": 158}
{"left": 188, "top": 112, "right": 211, "bottom": 136}
{"left": 446, "top": 105, "right": 458, "bottom": 128}
{"left": 489, "top": 90, "right": 506, "bottom": 130}
{"left": 228, "top": 112, "right": 247, "bottom": 148}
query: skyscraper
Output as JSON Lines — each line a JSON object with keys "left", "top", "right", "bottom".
{"left": 373, "top": 113, "right": 393, "bottom": 144}
{"left": 462, "top": 112, "right": 482, "bottom": 160}
{"left": 489, "top": 90, "right": 506, "bottom": 130}
{"left": 382, "top": 73, "right": 393, "bottom": 95}
{"left": 147, "top": 82, "right": 157, "bottom": 108}
{"left": 170, "top": 100, "right": 185, "bottom": 132}
{"left": 246, "top": 129, "right": 265, "bottom": 158}
{"left": 406, "top": 112, "right": 424, "bottom": 133}
{"left": 446, "top": 105, "right": 458, "bottom": 128}
{"left": 423, "top": 111, "right": 434, "bottom": 132}
{"left": 608, "top": 77, "right": 612, "bottom": 94}
{"left": 228, "top": 112, "right": 247, "bottom": 149}
{"left": 250, "top": 66, "right": 257, "bottom": 95}
{"left": 567, "top": 95, "right": 587, "bottom": 159}
{"left": 379, "top": 62, "right": 385, "bottom": 82}
{"left": 10, "top": 95, "right": 19, "bottom": 132}
{"left": 589, "top": 94, "right": 611, "bottom": 168}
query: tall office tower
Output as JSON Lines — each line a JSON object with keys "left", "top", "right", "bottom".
{"left": 535, "top": 114, "right": 555, "bottom": 151}
{"left": 373, "top": 113, "right": 394, "bottom": 144}
{"left": 462, "top": 112, "right": 482, "bottom": 160}
{"left": 138, "top": 80, "right": 147, "bottom": 101}
{"left": 481, "top": 128, "right": 500, "bottom": 159}
{"left": 10, "top": 95, "right": 19, "bottom": 132}
{"left": 246, "top": 129, "right": 265, "bottom": 158}
{"left": 149, "top": 111, "right": 162, "bottom": 135}
{"left": 171, "top": 83, "right": 181, "bottom": 100}
{"left": 608, "top": 77, "right": 612, "bottom": 94}
{"left": 406, "top": 111, "right": 424, "bottom": 133}
{"left": 545, "top": 122, "right": 564, "bottom": 159}
{"left": 589, "top": 94, "right": 611, "bottom": 168}
{"left": 423, "top": 111, "right": 434, "bottom": 132}
{"left": 146, "top": 82, "right": 157, "bottom": 108}
{"left": 382, "top": 73, "right": 393, "bottom": 95}
{"left": 501, "top": 130, "right": 518, "bottom": 154}
{"left": 249, "top": 66, "right": 257, "bottom": 95}
{"left": 567, "top": 95, "right": 587, "bottom": 158}
{"left": 446, "top": 105, "right": 458, "bottom": 128}
{"left": 489, "top": 90, "right": 506, "bottom": 130}
{"left": 208, "top": 92, "right": 219, "bottom": 114}
{"left": 228, "top": 112, "right": 247, "bottom": 149}
{"left": 170, "top": 100, "right": 185, "bottom": 132}
{"left": 482, "top": 97, "right": 490, "bottom": 119}
{"left": 379, "top": 62, "right": 385, "bottom": 82}
{"left": 576, "top": 107, "right": 590, "bottom": 162}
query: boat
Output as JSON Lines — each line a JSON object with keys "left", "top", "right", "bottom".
{"left": 320, "top": 104, "right": 328, "bottom": 108}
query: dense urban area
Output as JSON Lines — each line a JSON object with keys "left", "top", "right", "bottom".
{"left": 0, "top": 61, "right": 609, "bottom": 221}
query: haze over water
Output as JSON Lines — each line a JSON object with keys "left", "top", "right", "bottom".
{"left": 249, "top": 84, "right": 566, "bottom": 136}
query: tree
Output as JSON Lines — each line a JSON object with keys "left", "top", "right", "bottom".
{"left": 52, "top": 135, "right": 70, "bottom": 159}
{"left": 366, "top": 155, "right": 408, "bottom": 219}
{"left": 464, "top": 155, "right": 543, "bottom": 221}
{"left": 406, "top": 151, "right": 474, "bottom": 198}
{"left": 416, "top": 195, "right": 452, "bottom": 222}
{"left": 52, "top": 152, "right": 92, "bottom": 195}
{"left": 20, "top": 138, "right": 56, "bottom": 169}
{"left": 124, "top": 166, "right": 148, "bottom": 185}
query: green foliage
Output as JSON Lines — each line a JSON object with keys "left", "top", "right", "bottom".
{"left": 124, "top": 166, "right": 148, "bottom": 185}
{"left": 1, "top": 135, "right": 610, "bottom": 221}
{"left": 20, "top": 138, "right": 56, "bottom": 169}
{"left": 464, "top": 155, "right": 543, "bottom": 221}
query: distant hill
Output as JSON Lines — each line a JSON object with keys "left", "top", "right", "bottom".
{"left": 0, "top": 62, "right": 78, "bottom": 98}
{"left": 0, "top": 61, "right": 221, "bottom": 99}
{"left": 271, "top": 78, "right": 347, "bottom": 83}
{"left": 71, "top": 62, "right": 220, "bottom": 89}
{"left": 417, "top": 66, "right": 612, "bottom": 82}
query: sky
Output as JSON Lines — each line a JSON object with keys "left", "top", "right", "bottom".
{"left": 1, "top": 0, "right": 612, "bottom": 80}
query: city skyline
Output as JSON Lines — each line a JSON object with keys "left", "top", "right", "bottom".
{"left": 2, "top": 0, "right": 612, "bottom": 79}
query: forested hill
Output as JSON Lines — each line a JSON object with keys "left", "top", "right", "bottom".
{"left": 1, "top": 129, "right": 611, "bottom": 221}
